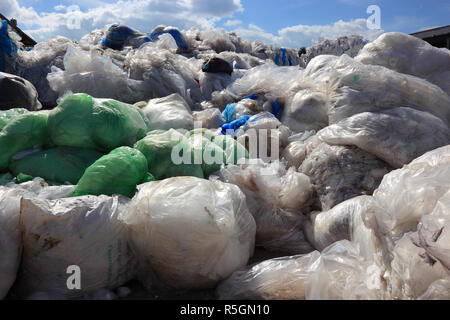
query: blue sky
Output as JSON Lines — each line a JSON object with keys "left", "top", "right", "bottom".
{"left": 1, "top": 0, "right": 449, "bottom": 46}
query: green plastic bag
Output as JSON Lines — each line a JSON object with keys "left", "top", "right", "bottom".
{"left": 187, "top": 134, "right": 226, "bottom": 177}
{"left": 72, "top": 147, "right": 148, "bottom": 198}
{"left": 212, "top": 135, "right": 249, "bottom": 165}
{"left": 9, "top": 147, "right": 104, "bottom": 184}
{"left": 0, "top": 108, "right": 29, "bottom": 130}
{"left": 0, "top": 112, "right": 49, "bottom": 171}
{"left": 185, "top": 128, "right": 217, "bottom": 141}
{"left": 48, "top": 93, "right": 151, "bottom": 152}
{"left": 134, "top": 129, "right": 204, "bottom": 180}
{"left": 16, "top": 173, "right": 34, "bottom": 183}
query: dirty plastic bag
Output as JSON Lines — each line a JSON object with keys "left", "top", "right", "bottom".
{"left": 142, "top": 93, "right": 193, "bottom": 131}
{"left": 125, "top": 177, "right": 256, "bottom": 290}
{"left": 72, "top": 147, "right": 148, "bottom": 198}
{"left": 372, "top": 145, "right": 450, "bottom": 238}
{"left": 17, "top": 37, "right": 72, "bottom": 107}
{"left": 214, "top": 160, "right": 314, "bottom": 254}
{"left": 217, "top": 251, "right": 320, "bottom": 300}
{"left": 300, "top": 142, "right": 391, "bottom": 211}
{"left": 281, "top": 89, "right": 329, "bottom": 133}
{"left": 317, "top": 107, "right": 450, "bottom": 168}
{"left": 16, "top": 194, "right": 137, "bottom": 298}
{"left": 0, "top": 72, "right": 42, "bottom": 111}
{"left": 303, "top": 54, "right": 450, "bottom": 126}
{"left": 193, "top": 108, "right": 225, "bottom": 129}
{"left": 355, "top": 32, "right": 450, "bottom": 95}
{"left": 48, "top": 93, "right": 150, "bottom": 152}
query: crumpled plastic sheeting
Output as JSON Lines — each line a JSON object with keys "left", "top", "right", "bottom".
{"left": 193, "top": 108, "right": 225, "bottom": 129}
{"left": 372, "top": 145, "right": 450, "bottom": 239}
{"left": 47, "top": 44, "right": 142, "bottom": 104}
{"left": 303, "top": 54, "right": 450, "bottom": 126}
{"left": 210, "top": 64, "right": 304, "bottom": 109}
{"left": 304, "top": 195, "right": 381, "bottom": 254}
{"left": 213, "top": 160, "right": 315, "bottom": 254}
{"left": 355, "top": 32, "right": 450, "bottom": 95}
{"left": 281, "top": 89, "right": 329, "bottom": 133}
{"left": 418, "top": 280, "right": 450, "bottom": 300}
{"left": 16, "top": 194, "right": 137, "bottom": 298}
{"left": 216, "top": 251, "right": 320, "bottom": 300}
{"left": 125, "top": 177, "right": 256, "bottom": 291}
{"left": 300, "top": 141, "right": 391, "bottom": 211}
{"left": 16, "top": 37, "right": 72, "bottom": 107}
{"left": 142, "top": 93, "right": 193, "bottom": 131}
{"left": 317, "top": 107, "right": 450, "bottom": 168}
{"left": 301, "top": 35, "right": 367, "bottom": 66}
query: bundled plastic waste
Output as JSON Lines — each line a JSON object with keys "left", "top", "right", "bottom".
{"left": 125, "top": 177, "right": 256, "bottom": 290}
{"left": 142, "top": 93, "right": 194, "bottom": 131}
{"left": 1, "top": 25, "right": 450, "bottom": 300}
{"left": 300, "top": 35, "right": 367, "bottom": 66}
{"left": 213, "top": 160, "right": 315, "bottom": 254}
{"left": 72, "top": 147, "right": 149, "bottom": 198}
{"left": 48, "top": 93, "right": 150, "bottom": 152}
{"left": 17, "top": 194, "right": 137, "bottom": 298}
{"left": 0, "top": 20, "right": 18, "bottom": 73}
{"left": 356, "top": 32, "right": 450, "bottom": 95}
{"left": 0, "top": 72, "right": 42, "bottom": 110}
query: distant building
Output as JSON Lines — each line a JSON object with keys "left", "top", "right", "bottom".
{"left": 0, "top": 13, "right": 37, "bottom": 47}
{"left": 411, "top": 25, "right": 450, "bottom": 49}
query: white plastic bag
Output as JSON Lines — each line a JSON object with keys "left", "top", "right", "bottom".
{"left": 356, "top": 32, "right": 450, "bottom": 95}
{"left": 142, "top": 93, "right": 194, "bottom": 131}
{"left": 215, "top": 160, "right": 314, "bottom": 254}
{"left": 16, "top": 195, "right": 136, "bottom": 298}
{"left": 125, "top": 177, "right": 256, "bottom": 290}
{"left": 317, "top": 107, "right": 450, "bottom": 168}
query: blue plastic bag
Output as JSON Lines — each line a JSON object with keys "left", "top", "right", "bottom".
{"left": 242, "top": 94, "right": 259, "bottom": 101}
{"left": 222, "top": 103, "right": 237, "bottom": 123}
{"left": 150, "top": 28, "right": 187, "bottom": 50}
{"left": 221, "top": 115, "right": 251, "bottom": 135}
{"left": 0, "top": 20, "right": 18, "bottom": 72}
{"left": 272, "top": 100, "right": 281, "bottom": 118}
{"left": 102, "top": 24, "right": 139, "bottom": 50}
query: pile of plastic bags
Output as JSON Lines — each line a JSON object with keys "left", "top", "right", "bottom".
{"left": 0, "top": 22, "right": 449, "bottom": 300}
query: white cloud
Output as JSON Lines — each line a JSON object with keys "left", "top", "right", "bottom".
{"left": 234, "top": 18, "right": 384, "bottom": 47}
{"left": 2, "top": 0, "right": 244, "bottom": 42}
{"left": 53, "top": 5, "right": 66, "bottom": 11}
{"left": 224, "top": 19, "right": 242, "bottom": 27}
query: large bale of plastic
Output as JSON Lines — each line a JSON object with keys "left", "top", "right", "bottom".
{"left": 0, "top": 111, "right": 49, "bottom": 171}
{"left": 17, "top": 37, "right": 72, "bottom": 107}
{"left": 214, "top": 160, "right": 314, "bottom": 254}
{"left": 134, "top": 129, "right": 204, "bottom": 180}
{"left": 9, "top": 147, "right": 104, "bottom": 185}
{"left": 48, "top": 93, "right": 150, "bottom": 152}
{"left": 0, "top": 108, "right": 28, "bottom": 130}
{"left": 142, "top": 93, "right": 194, "bottom": 131}
{"left": 72, "top": 147, "right": 148, "bottom": 198}
{"left": 371, "top": 145, "right": 450, "bottom": 240}
{"left": 301, "top": 35, "right": 367, "bottom": 66}
{"left": 0, "top": 72, "right": 42, "bottom": 111}
{"left": 299, "top": 141, "right": 391, "bottom": 211}
{"left": 16, "top": 194, "right": 137, "bottom": 298}
{"left": 216, "top": 252, "right": 320, "bottom": 300}
{"left": 281, "top": 89, "right": 329, "bottom": 133}
{"left": 125, "top": 177, "right": 256, "bottom": 290}
{"left": 317, "top": 107, "right": 450, "bottom": 168}
{"left": 47, "top": 44, "right": 143, "bottom": 104}
{"left": 355, "top": 32, "right": 450, "bottom": 95}
{"left": 0, "top": 187, "right": 23, "bottom": 299}
{"left": 303, "top": 54, "right": 450, "bottom": 126}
